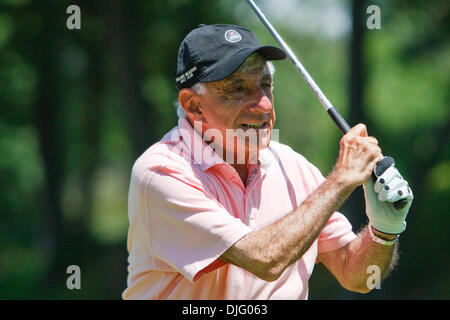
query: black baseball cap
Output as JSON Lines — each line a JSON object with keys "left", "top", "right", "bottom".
{"left": 175, "top": 24, "right": 287, "bottom": 89}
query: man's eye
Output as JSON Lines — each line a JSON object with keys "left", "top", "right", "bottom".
{"left": 230, "top": 86, "right": 245, "bottom": 94}
{"left": 261, "top": 83, "right": 272, "bottom": 90}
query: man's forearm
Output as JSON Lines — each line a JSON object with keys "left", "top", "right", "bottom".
{"left": 342, "top": 226, "right": 398, "bottom": 292}
{"left": 220, "top": 169, "right": 356, "bottom": 281}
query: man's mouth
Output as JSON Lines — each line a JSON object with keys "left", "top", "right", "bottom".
{"left": 240, "top": 122, "right": 269, "bottom": 129}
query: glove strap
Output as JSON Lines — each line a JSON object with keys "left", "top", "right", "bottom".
{"left": 368, "top": 225, "right": 399, "bottom": 246}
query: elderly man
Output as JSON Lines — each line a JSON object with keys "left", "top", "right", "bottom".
{"left": 122, "top": 24, "right": 413, "bottom": 299}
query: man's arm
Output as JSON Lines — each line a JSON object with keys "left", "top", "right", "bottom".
{"left": 220, "top": 170, "right": 355, "bottom": 281}
{"left": 220, "top": 124, "right": 382, "bottom": 281}
{"left": 317, "top": 225, "right": 398, "bottom": 293}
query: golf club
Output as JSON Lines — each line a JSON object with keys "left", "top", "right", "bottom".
{"left": 247, "top": 0, "right": 407, "bottom": 209}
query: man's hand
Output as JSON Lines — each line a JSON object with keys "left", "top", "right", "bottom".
{"left": 364, "top": 165, "right": 414, "bottom": 234}
{"left": 333, "top": 124, "right": 383, "bottom": 189}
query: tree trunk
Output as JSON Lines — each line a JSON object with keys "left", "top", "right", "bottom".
{"left": 31, "top": 0, "right": 67, "bottom": 292}
{"left": 103, "top": 0, "right": 157, "bottom": 157}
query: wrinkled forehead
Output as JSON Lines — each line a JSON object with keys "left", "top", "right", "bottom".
{"left": 224, "top": 53, "right": 272, "bottom": 82}
{"left": 238, "top": 53, "right": 269, "bottom": 72}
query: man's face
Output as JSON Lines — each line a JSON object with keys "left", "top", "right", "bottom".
{"left": 195, "top": 57, "right": 275, "bottom": 163}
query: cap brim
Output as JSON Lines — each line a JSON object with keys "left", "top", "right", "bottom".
{"left": 200, "top": 45, "right": 286, "bottom": 83}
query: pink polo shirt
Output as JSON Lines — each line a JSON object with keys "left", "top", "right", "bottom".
{"left": 122, "top": 118, "right": 356, "bottom": 300}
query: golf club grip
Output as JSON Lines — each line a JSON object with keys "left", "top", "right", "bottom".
{"left": 327, "top": 107, "right": 351, "bottom": 134}
{"left": 374, "top": 157, "right": 408, "bottom": 210}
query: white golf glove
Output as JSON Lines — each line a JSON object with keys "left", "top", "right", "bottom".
{"left": 363, "top": 164, "right": 414, "bottom": 234}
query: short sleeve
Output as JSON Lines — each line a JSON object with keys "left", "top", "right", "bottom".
{"left": 129, "top": 159, "right": 252, "bottom": 283}
{"left": 317, "top": 211, "right": 357, "bottom": 253}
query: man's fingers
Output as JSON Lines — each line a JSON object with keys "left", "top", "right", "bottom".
{"left": 375, "top": 167, "right": 413, "bottom": 204}
{"left": 388, "top": 185, "right": 413, "bottom": 203}
{"left": 374, "top": 166, "right": 401, "bottom": 193}
{"left": 378, "top": 177, "right": 406, "bottom": 202}
{"left": 347, "top": 123, "right": 368, "bottom": 137}
{"left": 365, "top": 136, "right": 379, "bottom": 146}
{"left": 365, "top": 152, "right": 384, "bottom": 178}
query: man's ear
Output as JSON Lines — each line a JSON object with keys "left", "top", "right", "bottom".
{"left": 178, "top": 88, "right": 202, "bottom": 121}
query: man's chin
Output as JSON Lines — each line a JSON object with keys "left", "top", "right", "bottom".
{"left": 228, "top": 141, "right": 269, "bottom": 165}
{"left": 220, "top": 127, "right": 273, "bottom": 164}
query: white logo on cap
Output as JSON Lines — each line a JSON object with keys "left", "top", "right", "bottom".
{"left": 224, "top": 30, "right": 242, "bottom": 43}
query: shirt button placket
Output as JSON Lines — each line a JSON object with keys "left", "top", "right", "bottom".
{"left": 245, "top": 186, "right": 255, "bottom": 227}
{"left": 245, "top": 165, "right": 261, "bottom": 227}
{"left": 248, "top": 208, "right": 255, "bottom": 227}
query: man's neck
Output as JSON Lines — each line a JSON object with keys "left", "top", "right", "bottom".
{"left": 232, "top": 164, "right": 250, "bottom": 187}
{"left": 227, "top": 148, "right": 262, "bottom": 187}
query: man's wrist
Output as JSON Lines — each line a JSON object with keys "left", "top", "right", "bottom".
{"left": 327, "top": 167, "right": 358, "bottom": 195}
{"left": 369, "top": 224, "right": 398, "bottom": 241}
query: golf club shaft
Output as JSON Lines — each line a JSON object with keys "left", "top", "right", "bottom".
{"left": 247, "top": 0, "right": 407, "bottom": 209}
{"left": 247, "top": 0, "right": 351, "bottom": 134}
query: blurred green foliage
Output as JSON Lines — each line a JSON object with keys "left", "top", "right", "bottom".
{"left": 0, "top": 0, "right": 448, "bottom": 299}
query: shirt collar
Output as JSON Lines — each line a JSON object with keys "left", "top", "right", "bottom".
{"left": 178, "top": 117, "right": 225, "bottom": 171}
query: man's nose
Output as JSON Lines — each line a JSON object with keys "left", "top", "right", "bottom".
{"left": 248, "top": 90, "right": 273, "bottom": 114}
